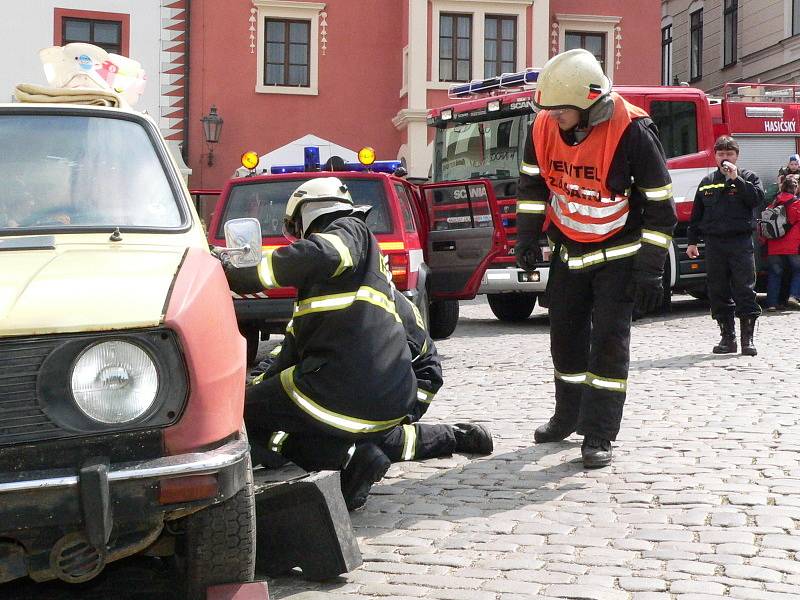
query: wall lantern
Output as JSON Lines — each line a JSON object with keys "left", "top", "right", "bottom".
{"left": 200, "top": 105, "right": 224, "bottom": 166}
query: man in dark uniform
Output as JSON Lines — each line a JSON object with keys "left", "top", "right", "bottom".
{"left": 686, "top": 136, "right": 764, "bottom": 356}
{"left": 223, "top": 176, "right": 416, "bottom": 510}
{"left": 251, "top": 290, "right": 493, "bottom": 469}
{"left": 515, "top": 49, "right": 677, "bottom": 468}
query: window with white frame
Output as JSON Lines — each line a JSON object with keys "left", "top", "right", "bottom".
{"left": 253, "top": 0, "right": 324, "bottom": 95}
{"left": 555, "top": 14, "right": 620, "bottom": 80}
{"left": 431, "top": 1, "right": 528, "bottom": 88}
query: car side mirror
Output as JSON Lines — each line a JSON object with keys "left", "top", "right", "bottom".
{"left": 222, "top": 218, "right": 262, "bottom": 268}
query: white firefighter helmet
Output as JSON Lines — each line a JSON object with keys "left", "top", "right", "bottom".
{"left": 533, "top": 49, "right": 611, "bottom": 111}
{"left": 284, "top": 177, "right": 355, "bottom": 238}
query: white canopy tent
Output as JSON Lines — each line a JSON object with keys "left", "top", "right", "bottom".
{"left": 234, "top": 134, "right": 359, "bottom": 176}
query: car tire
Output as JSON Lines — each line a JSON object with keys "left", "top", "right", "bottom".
{"left": 417, "top": 287, "right": 431, "bottom": 333}
{"left": 660, "top": 260, "right": 672, "bottom": 314}
{"left": 429, "top": 299, "right": 459, "bottom": 340}
{"left": 179, "top": 453, "right": 256, "bottom": 600}
{"left": 240, "top": 326, "right": 262, "bottom": 367}
{"left": 487, "top": 293, "right": 537, "bottom": 322}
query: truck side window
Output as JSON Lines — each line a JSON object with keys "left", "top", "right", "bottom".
{"left": 649, "top": 100, "right": 698, "bottom": 159}
{"left": 394, "top": 184, "right": 418, "bottom": 233}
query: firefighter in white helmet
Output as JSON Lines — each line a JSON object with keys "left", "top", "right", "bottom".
{"left": 224, "top": 176, "right": 414, "bottom": 510}
{"left": 516, "top": 49, "right": 677, "bottom": 467}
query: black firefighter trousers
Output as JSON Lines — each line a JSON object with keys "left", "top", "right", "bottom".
{"left": 373, "top": 422, "right": 456, "bottom": 463}
{"left": 547, "top": 252, "right": 635, "bottom": 441}
{"left": 244, "top": 373, "right": 362, "bottom": 471}
{"left": 705, "top": 234, "right": 761, "bottom": 321}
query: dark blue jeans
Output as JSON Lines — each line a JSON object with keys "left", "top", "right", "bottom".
{"left": 767, "top": 254, "right": 800, "bottom": 307}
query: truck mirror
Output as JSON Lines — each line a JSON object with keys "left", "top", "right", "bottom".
{"left": 223, "top": 218, "right": 263, "bottom": 268}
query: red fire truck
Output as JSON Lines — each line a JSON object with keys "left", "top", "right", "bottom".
{"left": 427, "top": 73, "right": 800, "bottom": 320}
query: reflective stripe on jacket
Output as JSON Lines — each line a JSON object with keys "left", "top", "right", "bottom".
{"left": 534, "top": 93, "right": 650, "bottom": 243}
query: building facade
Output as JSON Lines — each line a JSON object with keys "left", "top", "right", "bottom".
{"left": 187, "top": 0, "right": 662, "bottom": 190}
{"left": 1, "top": 0, "right": 190, "bottom": 174}
{"left": 661, "top": 0, "right": 800, "bottom": 92}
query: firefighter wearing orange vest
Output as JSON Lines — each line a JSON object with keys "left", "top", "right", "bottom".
{"left": 516, "top": 49, "right": 677, "bottom": 468}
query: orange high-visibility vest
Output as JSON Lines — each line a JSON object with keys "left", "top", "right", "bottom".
{"left": 534, "top": 92, "right": 649, "bottom": 243}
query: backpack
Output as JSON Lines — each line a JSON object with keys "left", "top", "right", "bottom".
{"left": 758, "top": 198, "right": 797, "bottom": 240}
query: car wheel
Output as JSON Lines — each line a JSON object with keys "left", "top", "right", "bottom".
{"left": 178, "top": 453, "right": 256, "bottom": 600}
{"left": 487, "top": 293, "right": 537, "bottom": 322}
{"left": 417, "top": 287, "right": 431, "bottom": 333}
{"left": 429, "top": 299, "right": 459, "bottom": 339}
{"left": 240, "top": 326, "right": 261, "bottom": 367}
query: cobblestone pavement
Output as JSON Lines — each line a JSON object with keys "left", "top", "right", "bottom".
{"left": 5, "top": 297, "right": 800, "bottom": 600}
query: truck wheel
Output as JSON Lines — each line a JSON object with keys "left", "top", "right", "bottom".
{"left": 487, "top": 293, "right": 537, "bottom": 322}
{"left": 429, "top": 299, "right": 459, "bottom": 339}
{"left": 660, "top": 263, "right": 672, "bottom": 313}
{"left": 179, "top": 455, "right": 256, "bottom": 600}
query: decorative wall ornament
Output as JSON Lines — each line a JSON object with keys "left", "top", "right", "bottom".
{"left": 250, "top": 8, "right": 257, "bottom": 54}
{"left": 550, "top": 21, "right": 559, "bottom": 57}
{"left": 320, "top": 11, "right": 328, "bottom": 55}
{"left": 159, "top": 0, "right": 188, "bottom": 142}
{"left": 615, "top": 24, "right": 622, "bottom": 69}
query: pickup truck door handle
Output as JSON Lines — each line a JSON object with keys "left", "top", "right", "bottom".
{"left": 433, "top": 241, "right": 456, "bottom": 251}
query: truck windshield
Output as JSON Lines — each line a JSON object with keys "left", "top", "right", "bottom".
{"left": 0, "top": 114, "right": 183, "bottom": 232}
{"left": 433, "top": 115, "right": 525, "bottom": 183}
{"left": 218, "top": 178, "right": 392, "bottom": 238}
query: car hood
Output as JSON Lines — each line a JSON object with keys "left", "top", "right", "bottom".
{"left": 0, "top": 239, "right": 187, "bottom": 337}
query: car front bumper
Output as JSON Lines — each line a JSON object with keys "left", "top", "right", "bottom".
{"left": 0, "top": 435, "right": 250, "bottom": 584}
{"left": 478, "top": 266, "right": 549, "bottom": 294}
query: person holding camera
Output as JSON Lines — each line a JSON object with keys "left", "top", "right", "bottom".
{"left": 686, "top": 136, "right": 764, "bottom": 356}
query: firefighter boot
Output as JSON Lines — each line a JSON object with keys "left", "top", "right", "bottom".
{"left": 582, "top": 436, "right": 613, "bottom": 469}
{"left": 740, "top": 316, "right": 758, "bottom": 356}
{"left": 712, "top": 317, "right": 737, "bottom": 354}
{"left": 340, "top": 443, "right": 391, "bottom": 511}
{"left": 453, "top": 423, "right": 493, "bottom": 455}
{"left": 534, "top": 417, "right": 577, "bottom": 443}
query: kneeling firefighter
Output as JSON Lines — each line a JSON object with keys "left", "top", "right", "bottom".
{"left": 515, "top": 49, "right": 677, "bottom": 467}
{"left": 223, "top": 177, "right": 416, "bottom": 510}
{"left": 250, "top": 286, "right": 494, "bottom": 493}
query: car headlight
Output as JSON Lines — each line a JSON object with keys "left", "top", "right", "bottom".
{"left": 71, "top": 340, "right": 159, "bottom": 423}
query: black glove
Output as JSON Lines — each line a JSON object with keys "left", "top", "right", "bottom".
{"left": 628, "top": 270, "right": 664, "bottom": 315}
{"left": 515, "top": 239, "right": 543, "bottom": 271}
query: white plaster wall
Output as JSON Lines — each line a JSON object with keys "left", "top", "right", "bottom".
{"left": 0, "top": 0, "right": 161, "bottom": 119}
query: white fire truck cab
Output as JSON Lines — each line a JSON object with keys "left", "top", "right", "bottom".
{"left": 427, "top": 73, "right": 800, "bottom": 320}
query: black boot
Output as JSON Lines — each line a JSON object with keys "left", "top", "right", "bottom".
{"left": 340, "top": 444, "right": 391, "bottom": 511}
{"left": 453, "top": 423, "right": 493, "bottom": 455}
{"left": 534, "top": 417, "right": 576, "bottom": 443}
{"left": 582, "top": 436, "right": 613, "bottom": 468}
{"left": 712, "top": 316, "right": 737, "bottom": 354}
{"left": 740, "top": 316, "right": 758, "bottom": 356}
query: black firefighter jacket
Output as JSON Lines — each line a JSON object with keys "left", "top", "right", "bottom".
{"left": 687, "top": 168, "right": 765, "bottom": 245}
{"left": 230, "top": 215, "right": 417, "bottom": 436}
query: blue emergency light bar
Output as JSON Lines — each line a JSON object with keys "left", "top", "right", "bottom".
{"left": 270, "top": 160, "right": 402, "bottom": 175}
{"left": 448, "top": 68, "right": 540, "bottom": 99}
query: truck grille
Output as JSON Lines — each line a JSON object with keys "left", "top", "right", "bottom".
{"left": 0, "top": 338, "right": 62, "bottom": 444}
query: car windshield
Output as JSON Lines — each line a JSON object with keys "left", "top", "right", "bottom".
{"left": 0, "top": 114, "right": 183, "bottom": 232}
{"left": 433, "top": 115, "right": 525, "bottom": 183}
{"left": 218, "top": 178, "right": 392, "bottom": 238}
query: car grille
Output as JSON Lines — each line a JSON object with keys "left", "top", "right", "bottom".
{"left": 0, "top": 337, "right": 62, "bottom": 445}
